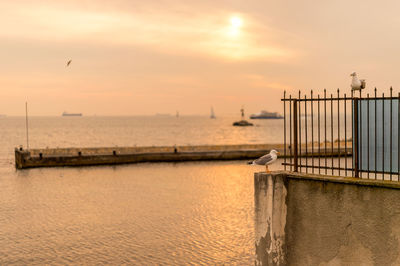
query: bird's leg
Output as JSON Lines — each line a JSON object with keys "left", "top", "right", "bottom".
{"left": 265, "top": 165, "right": 270, "bottom": 173}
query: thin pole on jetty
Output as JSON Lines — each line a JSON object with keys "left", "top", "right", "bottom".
{"left": 25, "top": 102, "right": 29, "bottom": 150}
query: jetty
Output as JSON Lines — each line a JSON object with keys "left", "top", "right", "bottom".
{"left": 14, "top": 143, "right": 352, "bottom": 169}
{"left": 14, "top": 144, "right": 284, "bottom": 169}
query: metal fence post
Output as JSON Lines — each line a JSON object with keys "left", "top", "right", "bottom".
{"left": 353, "top": 98, "right": 359, "bottom": 178}
{"left": 293, "top": 99, "right": 299, "bottom": 172}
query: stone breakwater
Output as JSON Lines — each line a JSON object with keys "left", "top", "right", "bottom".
{"left": 15, "top": 144, "right": 283, "bottom": 169}
{"left": 15, "top": 143, "right": 352, "bottom": 169}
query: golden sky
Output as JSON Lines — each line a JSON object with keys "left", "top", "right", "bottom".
{"left": 1, "top": 0, "right": 400, "bottom": 115}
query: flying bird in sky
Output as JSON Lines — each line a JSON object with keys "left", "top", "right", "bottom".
{"left": 66, "top": 60, "right": 72, "bottom": 67}
{"left": 248, "top": 149, "right": 280, "bottom": 173}
{"left": 350, "top": 72, "right": 366, "bottom": 91}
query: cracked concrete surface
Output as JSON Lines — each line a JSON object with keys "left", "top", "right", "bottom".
{"left": 255, "top": 172, "right": 400, "bottom": 265}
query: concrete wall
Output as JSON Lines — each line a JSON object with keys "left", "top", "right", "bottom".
{"left": 255, "top": 171, "right": 400, "bottom": 265}
{"left": 255, "top": 173, "right": 288, "bottom": 265}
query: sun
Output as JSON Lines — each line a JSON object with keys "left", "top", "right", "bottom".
{"left": 227, "top": 16, "right": 243, "bottom": 37}
{"left": 230, "top": 17, "right": 242, "bottom": 28}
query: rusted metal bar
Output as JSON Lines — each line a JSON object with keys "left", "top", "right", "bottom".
{"left": 318, "top": 94, "right": 321, "bottom": 174}
{"left": 324, "top": 89, "right": 327, "bottom": 174}
{"left": 299, "top": 91, "right": 302, "bottom": 172}
{"left": 359, "top": 91, "right": 362, "bottom": 178}
{"left": 375, "top": 88, "right": 377, "bottom": 179}
{"left": 284, "top": 91, "right": 287, "bottom": 170}
{"left": 354, "top": 97, "right": 359, "bottom": 178}
{"left": 289, "top": 95, "right": 292, "bottom": 171}
{"left": 281, "top": 162, "right": 399, "bottom": 174}
{"left": 390, "top": 87, "right": 393, "bottom": 180}
{"left": 281, "top": 163, "right": 354, "bottom": 172}
{"left": 344, "top": 93, "right": 347, "bottom": 176}
{"left": 351, "top": 89, "right": 354, "bottom": 177}
{"left": 331, "top": 94, "right": 334, "bottom": 175}
{"left": 383, "top": 92, "right": 385, "bottom": 179}
{"left": 311, "top": 90, "right": 314, "bottom": 173}
{"left": 337, "top": 89, "right": 340, "bottom": 176}
{"left": 305, "top": 94, "right": 308, "bottom": 173}
{"left": 293, "top": 99, "right": 299, "bottom": 172}
{"left": 367, "top": 93, "right": 370, "bottom": 179}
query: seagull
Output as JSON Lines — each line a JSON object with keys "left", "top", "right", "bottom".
{"left": 350, "top": 72, "right": 366, "bottom": 91}
{"left": 66, "top": 60, "right": 72, "bottom": 67}
{"left": 248, "top": 149, "right": 280, "bottom": 173}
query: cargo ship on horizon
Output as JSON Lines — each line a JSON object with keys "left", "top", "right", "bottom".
{"left": 62, "top": 112, "right": 82, "bottom": 117}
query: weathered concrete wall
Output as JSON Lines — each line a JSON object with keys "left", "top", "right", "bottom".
{"left": 255, "top": 171, "right": 400, "bottom": 265}
{"left": 255, "top": 173, "right": 287, "bottom": 265}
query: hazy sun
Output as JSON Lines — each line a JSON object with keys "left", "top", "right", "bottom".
{"left": 230, "top": 17, "right": 242, "bottom": 28}
{"left": 227, "top": 16, "right": 242, "bottom": 37}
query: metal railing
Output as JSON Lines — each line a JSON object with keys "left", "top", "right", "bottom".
{"left": 282, "top": 88, "right": 400, "bottom": 180}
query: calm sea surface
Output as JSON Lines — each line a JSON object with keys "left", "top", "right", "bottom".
{"left": 0, "top": 116, "right": 283, "bottom": 265}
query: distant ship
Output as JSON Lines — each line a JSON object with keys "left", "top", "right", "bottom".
{"left": 62, "top": 112, "right": 82, "bottom": 117}
{"left": 250, "top": 110, "right": 283, "bottom": 119}
{"left": 210, "top": 107, "right": 216, "bottom": 119}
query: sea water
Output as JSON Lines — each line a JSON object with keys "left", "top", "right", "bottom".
{"left": 0, "top": 116, "right": 283, "bottom": 264}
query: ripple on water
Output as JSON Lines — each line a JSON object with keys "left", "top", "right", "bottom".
{"left": 0, "top": 160, "right": 280, "bottom": 264}
{"left": 0, "top": 116, "right": 284, "bottom": 264}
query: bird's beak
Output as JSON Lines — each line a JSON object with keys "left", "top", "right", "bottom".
{"left": 277, "top": 151, "right": 280, "bottom": 155}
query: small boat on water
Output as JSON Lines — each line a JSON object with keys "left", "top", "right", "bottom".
{"left": 250, "top": 110, "right": 283, "bottom": 119}
{"left": 62, "top": 112, "right": 82, "bottom": 117}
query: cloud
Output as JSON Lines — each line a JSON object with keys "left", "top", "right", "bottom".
{"left": 243, "top": 74, "right": 291, "bottom": 90}
{"left": 0, "top": 1, "right": 294, "bottom": 61}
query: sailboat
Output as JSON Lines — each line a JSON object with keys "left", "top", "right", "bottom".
{"left": 210, "top": 107, "right": 216, "bottom": 119}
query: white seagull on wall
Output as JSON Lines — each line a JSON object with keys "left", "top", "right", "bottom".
{"left": 350, "top": 72, "right": 366, "bottom": 91}
{"left": 248, "top": 149, "right": 280, "bottom": 173}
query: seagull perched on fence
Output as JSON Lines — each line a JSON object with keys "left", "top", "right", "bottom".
{"left": 350, "top": 72, "right": 366, "bottom": 91}
{"left": 248, "top": 149, "right": 280, "bottom": 173}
